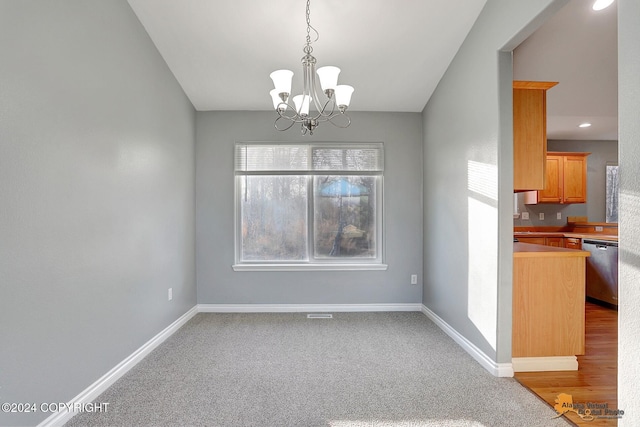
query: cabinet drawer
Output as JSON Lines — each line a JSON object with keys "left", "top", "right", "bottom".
{"left": 516, "top": 237, "right": 547, "bottom": 245}
{"left": 546, "top": 237, "right": 564, "bottom": 248}
{"left": 565, "top": 238, "right": 582, "bottom": 250}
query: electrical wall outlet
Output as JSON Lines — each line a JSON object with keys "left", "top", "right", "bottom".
{"left": 410, "top": 274, "right": 418, "bottom": 285}
{"left": 539, "top": 213, "right": 545, "bottom": 220}
{"left": 557, "top": 212, "right": 562, "bottom": 220}
{"left": 521, "top": 212, "right": 529, "bottom": 220}
{"left": 595, "top": 226, "right": 604, "bottom": 232}
{"left": 168, "top": 288, "right": 173, "bottom": 301}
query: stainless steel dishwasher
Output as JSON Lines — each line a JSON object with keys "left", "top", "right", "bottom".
{"left": 583, "top": 239, "right": 619, "bottom": 306}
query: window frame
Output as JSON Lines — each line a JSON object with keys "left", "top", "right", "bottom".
{"left": 232, "top": 142, "right": 386, "bottom": 271}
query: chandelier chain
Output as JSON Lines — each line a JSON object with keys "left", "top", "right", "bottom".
{"left": 304, "top": 0, "right": 319, "bottom": 55}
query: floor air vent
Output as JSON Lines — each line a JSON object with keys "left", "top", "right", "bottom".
{"left": 307, "top": 313, "right": 333, "bottom": 319}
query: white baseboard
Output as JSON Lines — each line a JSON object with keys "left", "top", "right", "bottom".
{"left": 198, "top": 303, "right": 423, "bottom": 313}
{"left": 37, "top": 306, "right": 199, "bottom": 427}
{"left": 512, "top": 356, "right": 578, "bottom": 372}
{"left": 421, "top": 304, "right": 514, "bottom": 378}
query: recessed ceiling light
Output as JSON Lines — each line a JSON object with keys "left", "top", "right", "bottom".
{"left": 579, "top": 123, "right": 592, "bottom": 128}
{"left": 593, "top": 0, "right": 614, "bottom": 11}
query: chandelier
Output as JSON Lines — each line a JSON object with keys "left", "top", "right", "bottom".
{"left": 269, "top": 0, "right": 354, "bottom": 135}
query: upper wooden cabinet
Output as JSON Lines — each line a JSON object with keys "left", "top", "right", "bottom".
{"left": 538, "top": 154, "right": 564, "bottom": 202}
{"left": 525, "top": 152, "right": 590, "bottom": 204}
{"left": 562, "top": 154, "right": 590, "bottom": 203}
{"left": 513, "top": 81, "right": 558, "bottom": 191}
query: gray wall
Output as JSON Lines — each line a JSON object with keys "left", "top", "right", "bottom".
{"left": 196, "top": 111, "right": 423, "bottom": 304}
{"left": 0, "top": 1, "right": 196, "bottom": 426}
{"left": 422, "top": 0, "right": 566, "bottom": 364}
{"left": 618, "top": 0, "right": 640, "bottom": 423}
{"left": 514, "top": 139, "right": 619, "bottom": 226}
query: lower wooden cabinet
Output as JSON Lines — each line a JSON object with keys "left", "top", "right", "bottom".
{"left": 517, "top": 236, "right": 564, "bottom": 247}
{"left": 546, "top": 237, "right": 564, "bottom": 247}
{"left": 516, "top": 237, "right": 546, "bottom": 245}
{"left": 515, "top": 236, "right": 583, "bottom": 249}
{"left": 565, "top": 237, "right": 582, "bottom": 250}
{"left": 513, "top": 251, "right": 587, "bottom": 357}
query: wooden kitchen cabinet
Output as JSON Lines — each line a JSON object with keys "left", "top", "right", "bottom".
{"left": 517, "top": 236, "right": 565, "bottom": 247}
{"left": 562, "top": 154, "right": 589, "bottom": 203}
{"left": 513, "top": 81, "right": 558, "bottom": 191}
{"left": 538, "top": 155, "right": 563, "bottom": 202}
{"left": 524, "top": 152, "right": 590, "bottom": 204}
{"left": 546, "top": 237, "right": 564, "bottom": 247}
{"left": 516, "top": 237, "right": 547, "bottom": 245}
{"left": 513, "top": 244, "right": 588, "bottom": 362}
{"left": 565, "top": 237, "right": 582, "bottom": 250}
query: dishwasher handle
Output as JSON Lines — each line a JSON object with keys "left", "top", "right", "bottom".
{"left": 584, "top": 239, "right": 618, "bottom": 249}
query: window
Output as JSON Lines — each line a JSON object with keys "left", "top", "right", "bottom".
{"left": 606, "top": 164, "right": 619, "bottom": 223}
{"left": 234, "top": 142, "right": 385, "bottom": 270}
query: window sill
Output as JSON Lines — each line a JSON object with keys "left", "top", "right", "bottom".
{"left": 232, "top": 263, "right": 388, "bottom": 272}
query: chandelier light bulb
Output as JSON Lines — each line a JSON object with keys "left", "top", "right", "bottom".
{"left": 270, "top": 70, "right": 294, "bottom": 96}
{"left": 335, "top": 85, "right": 354, "bottom": 109}
{"left": 293, "top": 95, "right": 312, "bottom": 116}
{"left": 317, "top": 66, "right": 341, "bottom": 92}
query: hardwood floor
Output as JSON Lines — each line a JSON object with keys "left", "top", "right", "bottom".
{"left": 515, "top": 301, "right": 618, "bottom": 427}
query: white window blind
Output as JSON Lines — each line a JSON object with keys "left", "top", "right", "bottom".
{"left": 235, "top": 143, "right": 384, "bottom": 173}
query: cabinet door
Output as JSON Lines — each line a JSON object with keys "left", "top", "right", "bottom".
{"left": 538, "top": 155, "right": 563, "bottom": 203}
{"left": 546, "top": 237, "right": 564, "bottom": 248}
{"left": 517, "top": 237, "right": 546, "bottom": 245}
{"left": 563, "top": 155, "right": 587, "bottom": 203}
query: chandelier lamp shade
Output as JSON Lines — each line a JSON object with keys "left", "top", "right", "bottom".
{"left": 269, "top": 0, "right": 354, "bottom": 135}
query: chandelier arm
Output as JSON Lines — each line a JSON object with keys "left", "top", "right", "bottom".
{"left": 327, "top": 112, "right": 351, "bottom": 129}
{"left": 302, "top": 57, "right": 318, "bottom": 117}
{"left": 308, "top": 61, "right": 326, "bottom": 114}
{"left": 276, "top": 100, "right": 305, "bottom": 122}
{"left": 274, "top": 116, "right": 299, "bottom": 131}
{"left": 278, "top": 113, "right": 305, "bottom": 124}
{"left": 314, "top": 97, "right": 337, "bottom": 119}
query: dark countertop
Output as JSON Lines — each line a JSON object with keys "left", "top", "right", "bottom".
{"left": 514, "top": 231, "right": 618, "bottom": 242}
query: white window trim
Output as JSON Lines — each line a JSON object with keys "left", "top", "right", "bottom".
{"left": 233, "top": 142, "right": 385, "bottom": 271}
{"left": 231, "top": 263, "right": 388, "bottom": 272}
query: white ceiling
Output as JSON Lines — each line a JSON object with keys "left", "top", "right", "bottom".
{"left": 127, "top": 0, "right": 617, "bottom": 140}
{"left": 514, "top": 0, "right": 618, "bottom": 141}
{"left": 127, "top": 0, "right": 487, "bottom": 113}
